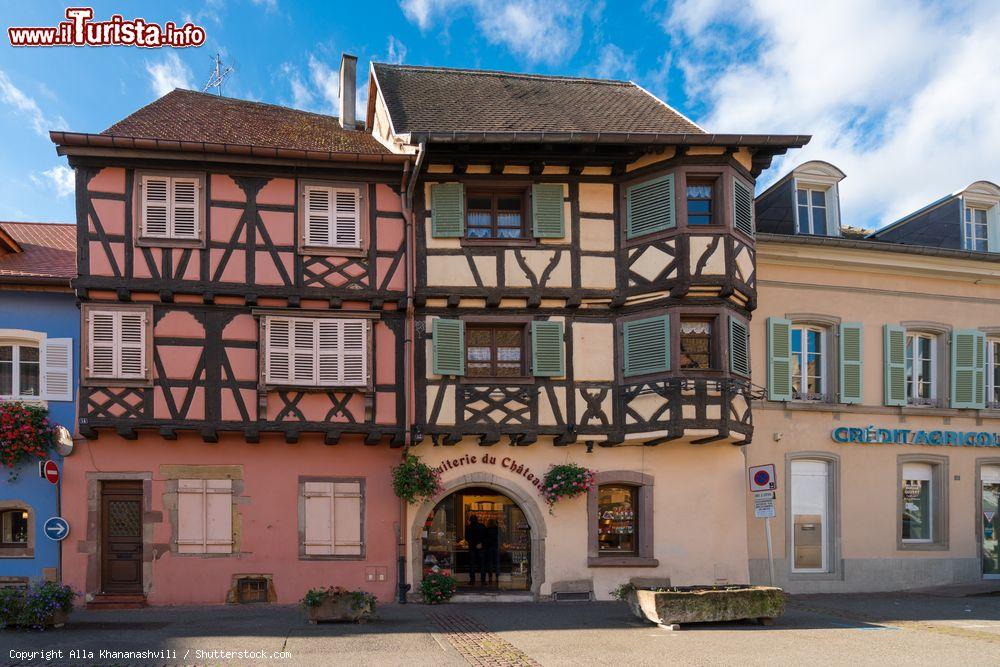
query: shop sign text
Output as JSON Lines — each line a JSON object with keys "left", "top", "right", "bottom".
{"left": 434, "top": 454, "right": 546, "bottom": 495}
{"left": 832, "top": 426, "right": 1000, "bottom": 447}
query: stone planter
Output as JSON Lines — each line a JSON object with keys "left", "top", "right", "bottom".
{"left": 304, "top": 596, "right": 374, "bottom": 624}
{"left": 627, "top": 586, "right": 784, "bottom": 628}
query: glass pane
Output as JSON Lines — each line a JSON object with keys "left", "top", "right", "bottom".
{"left": 497, "top": 347, "right": 521, "bottom": 362}
{"left": 983, "top": 481, "right": 1000, "bottom": 575}
{"left": 791, "top": 461, "right": 827, "bottom": 571}
{"left": 976, "top": 209, "right": 988, "bottom": 224}
{"left": 797, "top": 189, "right": 808, "bottom": 205}
{"left": 467, "top": 347, "right": 492, "bottom": 362}
{"left": 467, "top": 363, "right": 492, "bottom": 377}
{"left": 687, "top": 185, "right": 712, "bottom": 199}
{"left": 687, "top": 199, "right": 711, "bottom": 213}
{"left": 902, "top": 479, "right": 931, "bottom": 540}
{"left": 812, "top": 207, "right": 827, "bottom": 235}
{"left": 1, "top": 510, "right": 29, "bottom": 545}
{"left": 791, "top": 329, "right": 802, "bottom": 354}
{"left": 20, "top": 346, "right": 39, "bottom": 362}
{"left": 807, "top": 330, "right": 821, "bottom": 354}
{"left": 679, "top": 320, "right": 712, "bottom": 370}
{"left": 497, "top": 196, "right": 522, "bottom": 212}
{"left": 468, "top": 195, "right": 491, "bottom": 210}
{"left": 497, "top": 212, "right": 522, "bottom": 227}
{"left": 467, "top": 329, "right": 491, "bottom": 346}
{"left": 19, "top": 360, "right": 40, "bottom": 397}
{"left": 688, "top": 215, "right": 712, "bottom": 226}
{"left": 0, "top": 346, "right": 11, "bottom": 361}
{"left": 0, "top": 361, "right": 11, "bottom": 395}
{"left": 495, "top": 329, "right": 522, "bottom": 347}
{"left": 811, "top": 190, "right": 825, "bottom": 207}
{"left": 495, "top": 363, "right": 522, "bottom": 377}
{"left": 597, "top": 485, "right": 636, "bottom": 554}
{"left": 797, "top": 206, "right": 810, "bottom": 233}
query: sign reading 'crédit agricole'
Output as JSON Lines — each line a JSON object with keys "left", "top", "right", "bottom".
{"left": 832, "top": 426, "right": 1000, "bottom": 447}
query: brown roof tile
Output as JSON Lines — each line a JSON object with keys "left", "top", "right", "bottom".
{"left": 372, "top": 64, "right": 705, "bottom": 136}
{"left": 102, "top": 89, "right": 388, "bottom": 155}
{"left": 0, "top": 222, "right": 76, "bottom": 282}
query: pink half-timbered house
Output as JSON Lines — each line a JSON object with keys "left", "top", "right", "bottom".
{"left": 52, "top": 57, "right": 412, "bottom": 605}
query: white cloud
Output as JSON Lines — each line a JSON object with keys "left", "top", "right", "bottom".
{"left": 590, "top": 43, "right": 636, "bottom": 80}
{"left": 0, "top": 70, "right": 68, "bottom": 137}
{"left": 387, "top": 35, "right": 408, "bottom": 64}
{"left": 145, "top": 53, "right": 195, "bottom": 97}
{"left": 280, "top": 62, "right": 314, "bottom": 110}
{"left": 668, "top": 0, "right": 1000, "bottom": 229}
{"left": 31, "top": 165, "right": 75, "bottom": 197}
{"left": 250, "top": 0, "right": 278, "bottom": 11}
{"left": 309, "top": 56, "right": 340, "bottom": 114}
{"left": 400, "top": 0, "right": 587, "bottom": 65}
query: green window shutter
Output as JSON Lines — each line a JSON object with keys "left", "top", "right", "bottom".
{"left": 766, "top": 317, "right": 792, "bottom": 401}
{"left": 531, "top": 184, "right": 565, "bottom": 238}
{"left": 729, "top": 316, "right": 750, "bottom": 377}
{"left": 623, "top": 315, "right": 670, "bottom": 377}
{"left": 733, "top": 178, "right": 755, "bottom": 238}
{"left": 883, "top": 324, "right": 906, "bottom": 406}
{"left": 531, "top": 320, "right": 565, "bottom": 377}
{"left": 839, "top": 323, "right": 864, "bottom": 404}
{"left": 951, "top": 329, "right": 986, "bottom": 409}
{"left": 626, "top": 174, "right": 675, "bottom": 239}
{"left": 430, "top": 182, "right": 464, "bottom": 237}
{"left": 432, "top": 318, "right": 465, "bottom": 376}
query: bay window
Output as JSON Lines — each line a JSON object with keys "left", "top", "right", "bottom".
{"left": 679, "top": 319, "right": 714, "bottom": 370}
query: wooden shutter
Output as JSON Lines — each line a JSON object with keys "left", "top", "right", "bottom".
{"left": 729, "top": 316, "right": 750, "bottom": 377}
{"left": 951, "top": 329, "right": 986, "bottom": 409}
{"left": 170, "top": 177, "right": 199, "bottom": 239}
{"left": 531, "top": 320, "right": 564, "bottom": 377}
{"left": 883, "top": 324, "right": 906, "bottom": 406}
{"left": 626, "top": 174, "right": 675, "bottom": 239}
{"left": 88, "top": 311, "right": 116, "bottom": 377}
{"left": 733, "top": 178, "right": 755, "bottom": 237}
{"left": 623, "top": 315, "right": 670, "bottom": 377}
{"left": 291, "top": 318, "right": 316, "bottom": 384}
{"left": 303, "top": 481, "right": 363, "bottom": 557}
{"left": 42, "top": 338, "right": 73, "bottom": 402}
{"left": 317, "top": 319, "right": 368, "bottom": 387}
{"left": 304, "top": 185, "right": 333, "bottom": 246}
{"left": 141, "top": 175, "right": 169, "bottom": 237}
{"left": 532, "top": 183, "right": 565, "bottom": 238}
{"left": 118, "top": 312, "right": 146, "bottom": 379}
{"left": 839, "top": 323, "right": 864, "bottom": 404}
{"left": 265, "top": 317, "right": 291, "bottom": 384}
{"left": 432, "top": 318, "right": 465, "bottom": 376}
{"left": 431, "top": 183, "right": 464, "bottom": 237}
{"left": 766, "top": 317, "right": 792, "bottom": 401}
{"left": 177, "top": 479, "right": 232, "bottom": 554}
{"left": 333, "top": 188, "right": 361, "bottom": 248}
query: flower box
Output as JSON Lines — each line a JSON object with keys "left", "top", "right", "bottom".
{"left": 300, "top": 586, "right": 376, "bottom": 624}
{"left": 626, "top": 585, "right": 785, "bottom": 628}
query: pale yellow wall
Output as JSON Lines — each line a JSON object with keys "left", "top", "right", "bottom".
{"left": 578, "top": 183, "right": 614, "bottom": 215}
{"left": 572, "top": 322, "right": 615, "bottom": 381}
{"left": 407, "top": 440, "right": 750, "bottom": 599}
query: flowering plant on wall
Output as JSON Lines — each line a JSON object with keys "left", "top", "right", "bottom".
{"left": 392, "top": 453, "right": 443, "bottom": 504}
{"left": 0, "top": 402, "right": 56, "bottom": 480}
{"left": 542, "top": 463, "right": 595, "bottom": 512}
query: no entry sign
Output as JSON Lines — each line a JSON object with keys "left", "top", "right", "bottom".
{"left": 39, "top": 459, "right": 59, "bottom": 485}
{"left": 749, "top": 464, "right": 776, "bottom": 491}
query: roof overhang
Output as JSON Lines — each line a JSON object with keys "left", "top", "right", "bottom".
{"left": 0, "top": 226, "right": 22, "bottom": 254}
{"left": 402, "top": 130, "right": 809, "bottom": 148}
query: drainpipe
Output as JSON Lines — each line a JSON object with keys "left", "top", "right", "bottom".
{"left": 396, "top": 142, "right": 426, "bottom": 603}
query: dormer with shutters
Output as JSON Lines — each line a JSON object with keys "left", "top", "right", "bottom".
{"left": 55, "top": 89, "right": 409, "bottom": 445}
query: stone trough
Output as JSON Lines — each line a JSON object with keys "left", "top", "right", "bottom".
{"left": 626, "top": 585, "right": 785, "bottom": 629}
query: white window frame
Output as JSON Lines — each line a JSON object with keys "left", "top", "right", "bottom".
{"left": 795, "top": 186, "right": 830, "bottom": 235}
{"left": 791, "top": 325, "right": 826, "bottom": 401}
{"left": 988, "top": 338, "right": 1000, "bottom": 409}
{"left": 301, "top": 183, "right": 363, "bottom": 250}
{"left": 0, "top": 341, "right": 41, "bottom": 401}
{"left": 176, "top": 479, "right": 233, "bottom": 555}
{"left": 964, "top": 206, "right": 989, "bottom": 252}
{"left": 300, "top": 478, "right": 365, "bottom": 559}
{"left": 0, "top": 329, "right": 72, "bottom": 402}
{"left": 263, "top": 316, "right": 370, "bottom": 388}
{"left": 790, "top": 459, "right": 830, "bottom": 573}
{"left": 85, "top": 308, "right": 148, "bottom": 381}
{"left": 901, "top": 463, "right": 933, "bottom": 544}
{"left": 905, "top": 332, "right": 937, "bottom": 404}
{"left": 139, "top": 174, "right": 201, "bottom": 241}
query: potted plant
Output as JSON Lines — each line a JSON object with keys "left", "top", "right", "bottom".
{"left": 541, "top": 463, "right": 595, "bottom": 513}
{"left": 419, "top": 573, "right": 457, "bottom": 604}
{"left": 392, "top": 453, "right": 443, "bottom": 504}
{"left": 0, "top": 402, "right": 56, "bottom": 480}
{"left": 0, "top": 582, "right": 77, "bottom": 630}
{"left": 300, "top": 586, "right": 376, "bottom": 624}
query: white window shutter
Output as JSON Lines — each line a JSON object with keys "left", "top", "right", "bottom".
{"left": 265, "top": 317, "right": 291, "bottom": 384}
{"left": 142, "top": 176, "right": 169, "bottom": 237}
{"left": 342, "top": 320, "right": 367, "bottom": 386}
{"left": 292, "top": 319, "right": 317, "bottom": 384}
{"left": 170, "top": 177, "right": 199, "bottom": 239}
{"left": 204, "top": 479, "right": 233, "bottom": 554}
{"left": 332, "top": 481, "right": 363, "bottom": 556}
{"left": 333, "top": 188, "right": 361, "bottom": 248}
{"left": 88, "top": 312, "right": 116, "bottom": 377}
{"left": 304, "top": 186, "right": 333, "bottom": 247}
{"left": 177, "top": 479, "right": 207, "bottom": 554}
{"left": 118, "top": 312, "right": 146, "bottom": 379}
{"left": 317, "top": 319, "right": 341, "bottom": 385}
{"left": 303, "top": 482, "right": 334, "bottom": 555}
{"left": 42, "top": 338, "right": 73, "bottom": 401}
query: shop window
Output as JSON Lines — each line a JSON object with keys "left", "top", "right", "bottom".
{"left": 176, "top": 479, "right": 233, "bottom": 555}
{"left": 300, "top": 479, "right": 364, "bottom": 559}
{"left": 790, "top": 460, "right": 829, "bottom": 572}
{"left": 905, "top": 333, "right": 937, "bottom": 405}
{"left": 898, "top": 457, "right": 948, "bottom": 550}
{"left": 1, "top": 509, "right": 28, "bottom": 548}
{"left": 791, "top": 326, "right": 826, "bottom": 400}
{"left": 679, "top": 319, "right": 714, "bottom": 370}
{"left": 465, "top": 325, "right": 527, "bottom": 379}
{"left": 587, "top": 471, "right": 656, "bottom": 567}
{"left": 466, "top": 189, "right": 528, "bottom": 240}
{"left": 597, "top": 485, "right": 637, "bottom": 555}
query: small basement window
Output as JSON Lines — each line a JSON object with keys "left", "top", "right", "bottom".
{"left": 236, "top": 577, "right": 270, "bottom": 604}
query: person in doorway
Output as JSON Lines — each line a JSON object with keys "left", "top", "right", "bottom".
{"left": 466, "top": 514, "right": 487, "bottom": 585}
{"left": 485, "top": 519, "right": 500, "bottom": 587}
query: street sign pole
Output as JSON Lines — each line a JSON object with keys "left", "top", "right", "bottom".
{"left": 765, "top": 516, "right": 774, "bottom": 586}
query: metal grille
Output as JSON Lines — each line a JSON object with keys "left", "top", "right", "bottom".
{"left": 108, "top": 500, "right": 141, "bottom": 537}
{"left": 237, "top": 577, "right": 269, "bottom": 604}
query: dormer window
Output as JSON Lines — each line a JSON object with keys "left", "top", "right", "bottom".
{"left": 965, "top": 207, "right": 989, "bottom": 252}
{"left": 796, "top": 188, "right": 828, "bottom": 235}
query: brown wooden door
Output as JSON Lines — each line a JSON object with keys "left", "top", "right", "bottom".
{"left": 100, "top": 481, "right": 144, "bottom": 595}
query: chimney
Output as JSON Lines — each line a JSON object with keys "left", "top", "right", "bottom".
{"left": 339, "top": 53, "right": 357, "bottom": 130}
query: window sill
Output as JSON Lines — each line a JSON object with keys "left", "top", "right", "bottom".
{"left": 81, "top": 378, "right": 152, "bottom": 388}
{"left": 587, "top": 556, "right": 659, "bottom": 568}
{"left": 460, "top": 238, "right": 537, "bottom": 248}
{"left": 0, "top": 549, "right": 34, "bottom": 558}
{"left": 262, "top": 383, "right": 371, "bottom": 393}
{"left": 459, "top": 377, "right": 535, "bottom": 385}
{"left": 298, "top": 554, "right": 366, "bottom": 561}
{"left": 299, "top": 245, "right": 367, "bottom": 258}
{"left": 898, "top": 541, "right": 949, "bottom": 552}
{"left": 135, "top": 237, "right": 205, "bottom": 249}
{"left": 901, "top": 405, "right": 958, "bottom": 416}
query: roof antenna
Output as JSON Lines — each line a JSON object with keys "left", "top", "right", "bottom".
{"left": 203, "top": 52, "right": 235, "bottom": 96}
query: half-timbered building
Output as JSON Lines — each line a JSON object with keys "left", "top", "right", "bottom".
{"left": 52, "top": 57, "right": 411, "bottom": 605}
{"left": 367, "top": 64, "right": 808, "bottom": 599}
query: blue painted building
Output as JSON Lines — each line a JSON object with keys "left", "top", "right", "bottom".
{"left": 0, "top": 222, "right": 77, "bottom": 586}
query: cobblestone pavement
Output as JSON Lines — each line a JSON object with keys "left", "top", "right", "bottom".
{"left": 3, "top": 595, "right": 1000, "bottom": 666}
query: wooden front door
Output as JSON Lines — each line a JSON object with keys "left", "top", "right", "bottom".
{"left": 100, "top": 481, "right": 144, "bottom": 595}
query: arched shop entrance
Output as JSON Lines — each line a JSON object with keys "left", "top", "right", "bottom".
{"left": 412, "top": 473, "right": 546, "bottom": 598}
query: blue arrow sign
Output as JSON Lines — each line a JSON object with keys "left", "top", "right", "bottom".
{"left": 44, "top": 517, "right": 69, "bottom": 541}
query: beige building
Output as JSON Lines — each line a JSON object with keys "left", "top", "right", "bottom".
{"left": 748, "top": 163, "right": 1000, "bottom": 592}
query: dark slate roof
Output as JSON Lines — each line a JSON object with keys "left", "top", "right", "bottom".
{"left": 372, "top": 63, "right": 704, "bottom": 136}
{"left": 0, "top": 222, "right": 76, "bottom": 283}
{"left": 102, "top": 89, "right": 387, "bottom": 155}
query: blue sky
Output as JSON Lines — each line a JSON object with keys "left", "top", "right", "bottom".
{"left": 1, "top": 0, "right": 997, "bottom": 229}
